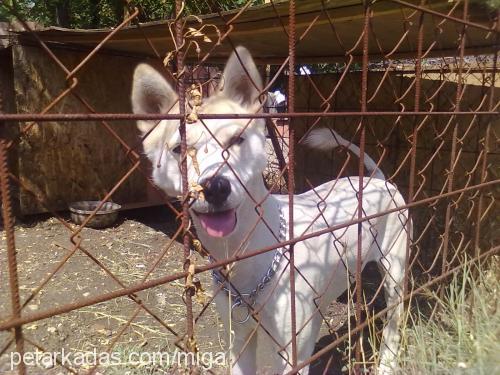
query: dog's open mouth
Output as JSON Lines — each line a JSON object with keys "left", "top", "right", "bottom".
{"left": 196, "top": 209, "right": 237, "bottom": 238}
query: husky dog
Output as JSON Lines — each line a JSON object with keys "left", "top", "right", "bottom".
{"left": 132, "top": 46, "right": 409, "bottom": 374}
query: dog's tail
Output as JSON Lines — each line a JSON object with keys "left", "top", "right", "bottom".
{"left": 303, "top": 128, "right": 385, "bottom": 180}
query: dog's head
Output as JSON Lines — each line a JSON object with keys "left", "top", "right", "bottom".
{"left": 132, "top": 46, "right": 267, "bottom": 238}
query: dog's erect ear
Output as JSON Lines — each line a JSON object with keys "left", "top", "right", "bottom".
{"left": 131, "top": 64, "right": 177, "bottom": 133}
{"left": 218, "top": 46, "right": 263, "bottom": 112}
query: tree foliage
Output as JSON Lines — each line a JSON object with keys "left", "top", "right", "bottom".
{"left": 0, "top": 0, "right": 262, "bottom": 29}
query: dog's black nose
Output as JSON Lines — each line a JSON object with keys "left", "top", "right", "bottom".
{"left": 201, "top": 176, "right": 231, "bottom": 206}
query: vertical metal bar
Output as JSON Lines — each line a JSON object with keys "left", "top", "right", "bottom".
{"left": 0, "top": 140, "right": 26, "bottom": 375}
{"left": 355, "top": 1, "right": 371, "bottom": 369}
{"left": 174, "top": 0, "right": 194, "bottom": 346}
{"left": 406, "top": 0, "right": 426, "bottom": 297}
{"left": 474, "top": 10, "right": 498, "bottom": 257}
{"left": 287, "top": 0, "right": 298, "bottom": 367}
{"left": 441, "top": 0, "right": 468, "bottom": 275}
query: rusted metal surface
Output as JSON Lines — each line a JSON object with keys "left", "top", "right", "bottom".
{"left": 354, "top": 2, "right": 371, "bottom": 368}
{"left": 175, "top": 0, "right": 195, "bottom": 353}
{"left": 0, "top": 0, "right": 498, "bottom": 373}
{"left": 441, "top": 0, "right": 469, "bottom": 280}
{"left": 0, "top": 111, "right": 497, "bottom": 122}
{"left": 287, "top": 0, "right": 298, "bottom": 367}
{"left": 0, "top": 141, "right": 25, "bottom": 375}
{"left": 404, "top": 0, "right": 426, "bottom": 301}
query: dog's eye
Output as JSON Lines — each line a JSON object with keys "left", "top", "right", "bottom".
{"left": 171, "top": 144, "right": 182, "bottom": 154}
{"left": 228, "top": 135, "right": 245, "bottom": 148}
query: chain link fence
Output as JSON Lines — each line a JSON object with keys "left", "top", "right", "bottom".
{"left": 0, "top": 0, "right": 498, "bottom": 374}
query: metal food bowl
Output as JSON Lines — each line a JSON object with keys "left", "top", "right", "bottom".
{"left": 69, "top": 201, "right": 121, "bottom": 228}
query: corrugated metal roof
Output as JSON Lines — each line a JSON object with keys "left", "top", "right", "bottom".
{"left": 14, "top": 0, "right": 497, "bottom": 63}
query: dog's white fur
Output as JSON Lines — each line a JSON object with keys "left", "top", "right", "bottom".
{"left": 132, "top": 47, "right": 409, "bottom": 374}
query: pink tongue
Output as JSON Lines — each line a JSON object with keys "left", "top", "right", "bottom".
{"left": 198, "top": 209, "right": 236, "bottom": 237}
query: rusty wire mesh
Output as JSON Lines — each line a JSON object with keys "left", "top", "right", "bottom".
{"left": 0, "top": 0, "right": 499, "bottom": 374}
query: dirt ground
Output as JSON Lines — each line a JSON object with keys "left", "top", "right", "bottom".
{"left": 0, "top": 207, "right": 383, "bottom": 374}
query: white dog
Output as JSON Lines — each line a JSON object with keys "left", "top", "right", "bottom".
{"left": 132, "top": 46, "right": 409, "bottom": 374}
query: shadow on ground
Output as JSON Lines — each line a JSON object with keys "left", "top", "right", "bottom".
{"left": 310, "top": 262, "right": 386, "bottom": 374}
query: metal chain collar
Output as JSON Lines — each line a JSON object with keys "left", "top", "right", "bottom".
{"left": 209, "top": 201, "right": 287, "bottom": 323}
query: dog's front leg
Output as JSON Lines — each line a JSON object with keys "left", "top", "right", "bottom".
{"left": 230, "top": 328, "right": 257, "bottom": 375}
{"left": 214, "top": 293, "right": 257, "bottom": 374}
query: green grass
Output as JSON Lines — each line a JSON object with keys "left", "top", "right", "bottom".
{"left": 396, "top": 257, "right": 500, "bottom": 374}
